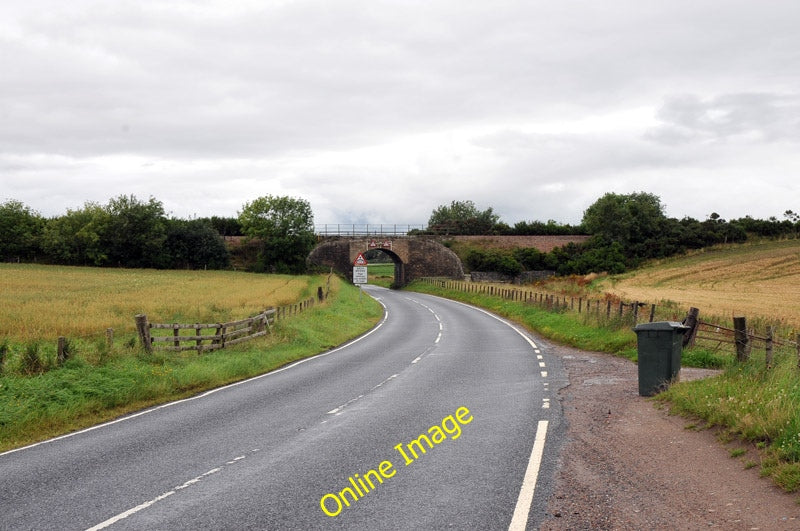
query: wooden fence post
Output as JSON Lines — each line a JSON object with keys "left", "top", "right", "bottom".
{"left": 632, "top": 302, "right": 640, "bottom": 324}
{"left": 765, "top": 327, "right": 774, "bottom": 369}
{"left": 135, "top": 314, "right": 153, "bottom": 354}
{"left": 649, "top": 304, "right": 656, "bottom": 323}
{"left": 106, "top": 328, "right": 114, "bottom": 349}
{"left": 618, "top": 301, "right": 625, "bottom": 318}
{"left": 682, "top": 307, "right": 700, "bottom": 347}
{"left": 57, "top": 336, "right": 66, "bottom": 365}
{"left": 797, "top": 334, "right": 800, "bottom": 369}
{"left": 734, "top": 316, "right": 749, "bottom": 362}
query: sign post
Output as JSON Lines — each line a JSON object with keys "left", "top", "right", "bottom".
{"left": 353, "top": 253, "right": 368, "bottom": 299}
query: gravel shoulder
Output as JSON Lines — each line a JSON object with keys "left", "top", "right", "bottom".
{"left": 539, "top": 342, "right": 800, "bottom": 530}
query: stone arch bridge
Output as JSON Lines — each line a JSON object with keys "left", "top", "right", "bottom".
{"left": 307, "top": 237, "right": 464, "bottom": 286}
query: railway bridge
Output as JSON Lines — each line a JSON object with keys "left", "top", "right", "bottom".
{"left": 308, "top": 225, "right": 464, "bottom": 286}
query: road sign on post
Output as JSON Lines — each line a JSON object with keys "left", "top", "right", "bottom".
{"left": 353, "top": 252, "right": 368, "bottom": 284}
{"left": 353, "top": 266, "right": 368, "bottom": 284}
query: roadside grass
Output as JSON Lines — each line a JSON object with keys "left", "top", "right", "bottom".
{"left": 406, "top": 279, "right": 800, "bottom": 494}
{"left": 0, "top": 275, "right": 383, "bottom": 452}
{"left": 405, "top": 280, "right": 728, "bottom": 368}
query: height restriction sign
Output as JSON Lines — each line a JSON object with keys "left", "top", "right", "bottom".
{"left": 353, "top": 253, "right": 368, "bottom": 284}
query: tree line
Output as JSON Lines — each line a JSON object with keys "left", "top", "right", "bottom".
{"left": 429, "top": 196, "right": 800, "bottom": 276}
{"left": 0, "top": 194, "right": 315, "bottom": 273}
{"left": 2, "top": 193, "right": 797, "bottom": 276}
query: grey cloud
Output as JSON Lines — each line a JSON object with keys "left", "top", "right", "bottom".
{"left": 3, "top": 1, "right": 800, "bottom": 225}
{"left": 646, "top": 93, "right": 800, "bottom": 145}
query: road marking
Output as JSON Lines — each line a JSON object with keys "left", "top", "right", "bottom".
{"left": 508, "top": 420, "right": 549, "bottom": 531}
{"left": 326, "top": 373, "right": 399, "bottom": 416}
{"left": 542, "top": 398, "right": 550, "bottom": 409}
{"left": 86, "top": 463, "right": 229, "bottom": 530}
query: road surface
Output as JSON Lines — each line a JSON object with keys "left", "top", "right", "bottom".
{"left": 1, "top": 285, "right": 566, "bottom": 530}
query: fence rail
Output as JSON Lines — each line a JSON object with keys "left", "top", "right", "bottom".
{"left": 135, "top": 295, "right": 319, "bottom": 354}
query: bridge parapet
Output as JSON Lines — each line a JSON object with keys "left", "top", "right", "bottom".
{"left": 315, "top": 224, "right": 425, "bottom": 237}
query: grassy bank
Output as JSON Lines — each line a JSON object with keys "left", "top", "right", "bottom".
{"left": 405, "top": 279, "right": 800, "bottom": 495}
{"left": 0, "top": 274, "right": 383, "bottom": 452}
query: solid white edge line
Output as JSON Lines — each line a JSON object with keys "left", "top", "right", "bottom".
{"left": 1, "top": 296, "right": 390, "bottom": 458}
{"left": 508, "top": 420, "right": 549, "bottom": 531}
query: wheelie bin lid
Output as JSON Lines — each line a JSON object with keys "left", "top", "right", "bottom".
{"left": 633, "top": 321, "right": 691, "bottom": 332}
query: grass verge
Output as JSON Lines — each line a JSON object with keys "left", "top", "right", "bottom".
{"left": 404, "top": 280, "right": 727, "bottom": 367}
{"left": 0, "top": 276, "right": 383, "bottom": 452}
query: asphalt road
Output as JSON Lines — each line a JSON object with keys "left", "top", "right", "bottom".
{"left": 1, "top": 285, "right": 566, "bottom": 530}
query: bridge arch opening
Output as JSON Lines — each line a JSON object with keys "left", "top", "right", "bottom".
{"left": 364, "top": 249, "right": 405, "bottom": 287}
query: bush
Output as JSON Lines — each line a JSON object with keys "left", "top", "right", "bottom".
{"left": 465, "top": 249, "right": 523, "bottom": 276}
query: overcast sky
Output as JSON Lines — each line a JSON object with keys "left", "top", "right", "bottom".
{"left": 2, "top": 1, "right": 799, "bottom": 227}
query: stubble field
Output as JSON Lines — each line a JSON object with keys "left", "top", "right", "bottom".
{"left": 600, "top": 239, "right": 800, "bottom": 328}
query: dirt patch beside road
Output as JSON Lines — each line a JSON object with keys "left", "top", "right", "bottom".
{"left": 540, "top": 342, "right": 800, "bottom": 530}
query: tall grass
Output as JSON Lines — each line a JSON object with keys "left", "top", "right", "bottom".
{"left": 0, "top": 275, "right": 383, "bottom": 452}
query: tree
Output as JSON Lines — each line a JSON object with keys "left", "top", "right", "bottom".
{"left": 582, "top": 192, "right": 669, "bottom": 264}
{"left": 427, "top": 200, "right": 499, "bottom": 234}
{"left": 41, "top": 202, "right": 109, "bottom": 265}
{"left": 0, "top": 199, "right": 43, "bottom": 261}
{"left": 238, "top": 195, "right": 316, "bottom": 273}
{"left": 101, "top": 195, "right": 168, "bottom": 268}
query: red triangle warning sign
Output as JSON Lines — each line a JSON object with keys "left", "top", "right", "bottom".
{"left": 353, "top": 253, "right": 368, "bottom": 266}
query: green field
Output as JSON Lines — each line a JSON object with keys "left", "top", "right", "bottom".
{"left": 368, "top": 263, "right": 395, "bottom": 287}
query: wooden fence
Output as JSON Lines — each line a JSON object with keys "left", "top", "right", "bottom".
{"left": 421, "top": 278, "right": 660, "bottom": 324}
{"left": 693, "top": 317, "right": 800, "bottom": 367}
{"left": 422, "top": 277, "right": 800, "bottom": 367}
{"left": 135, "top": 296, "right": 318, "bottom": 354}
